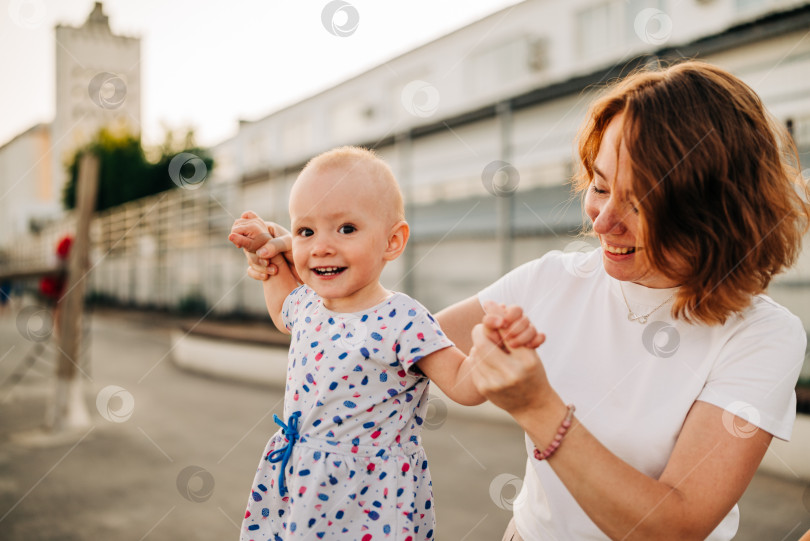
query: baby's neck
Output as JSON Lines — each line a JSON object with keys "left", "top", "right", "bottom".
{"left": 319, "top": 284, "right": 393, "bottom": 313}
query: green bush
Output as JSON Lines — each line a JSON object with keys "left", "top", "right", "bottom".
{"left": 62, "top": 128, "right": 214, "bottom": 212}
{"left": 85, "top": 290, "right": 119, "bottom": 307}
{"left": 177, "top": 291, "right": 208, "bottom": 315}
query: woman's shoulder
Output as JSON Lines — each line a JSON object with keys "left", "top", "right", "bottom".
{"left": 720, "top": 294, "right": 806, "bottom": 353}
{"left": 739, "top": 294, "right": 805, "bottom": 334}
{"left": 479, "top": 246, "right": 603, "bottom": 306}
{"left": 507, "top": 245, "right": 603, "bottom": 281}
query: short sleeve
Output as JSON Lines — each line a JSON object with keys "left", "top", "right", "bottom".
{"left": 395, "top": 305, "right": 454, "bottom": 376}
{"left": 479, "top": 259, "right": 544, "bottom": 307}
{"left": 478, "top": 251, "right": 572, "bottom": 308}
{"left": 697, "top": 299, "right": 806, "bottom": 441}
{"left": 282, "top": 285, "right": 309, "bottom": 333}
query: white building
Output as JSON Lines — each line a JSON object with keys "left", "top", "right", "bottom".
{"left": 0, "top": 124, "right": 53, "bottom": 246}
{"left": 0, "top": 2, "right": 140, "bottom": 250}
{"left": 209, "top": 0, "right": 810, "bottom": 316}
{"left": 52, "top": 2, "right": 141, "bottom": 199}
{"left": 216, "top": 0, "right": 810, "bottom": 187}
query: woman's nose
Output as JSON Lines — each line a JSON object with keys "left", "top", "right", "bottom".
{"left": 592, "top": 196, "right": 627, "bottom": 236}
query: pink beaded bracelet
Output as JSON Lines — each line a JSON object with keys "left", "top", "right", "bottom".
{"left": 533, "top": 404, "right": 576, "bottom": 461}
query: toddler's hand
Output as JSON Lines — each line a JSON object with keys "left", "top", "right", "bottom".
{"left": 229, "top": 211, "right": 273, "bottom": 253}
{"left": 481, "top": 300, "right": 545, "bottom": 352}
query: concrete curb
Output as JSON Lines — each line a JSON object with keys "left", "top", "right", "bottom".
{"left": 169, "top": 330, "right": 288, "bottom": 387}
{"left": 168, "top": 330, "right": 514, "bottom": 425}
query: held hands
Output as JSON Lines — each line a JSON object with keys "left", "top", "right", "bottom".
{"left": 471, "top": 301, "right": 554, "bottom": 417}
{"left": 229, "top": 211, "right": 274, "bottom": 253}
{"left": 228, "top": 211, "right": 299, "bottom": 283}
{"left": 481, "top": 300, "right": 545, "bottom": 352}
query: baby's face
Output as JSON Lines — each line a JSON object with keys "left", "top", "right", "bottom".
{"left": 289, "top": 164, "right": 398, "bottom": 312}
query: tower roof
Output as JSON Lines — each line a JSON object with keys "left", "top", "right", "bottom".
{"left": 82, "top": 2, "right": 110, "bottom": 30}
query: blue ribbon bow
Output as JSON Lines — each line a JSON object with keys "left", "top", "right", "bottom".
{"left": 266, "top": 411, "right": 302, "bottom": 496}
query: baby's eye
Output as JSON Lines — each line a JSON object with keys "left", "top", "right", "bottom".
{"left": 297, "top": 227, "right": 313, "bottom": 237}
{"left": 338, "top": 225, "right": 356, "bottom": 234}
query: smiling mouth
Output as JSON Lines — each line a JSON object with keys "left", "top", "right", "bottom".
{"left": 603, "top": 243, "right": 636, "bottom": 255}
{"left": 312, "top": 266, "right": 346, "bottom": 276}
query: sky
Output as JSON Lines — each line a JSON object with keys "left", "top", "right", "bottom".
{"left": 0, "top": 0, "right": 522, "bottom": 149}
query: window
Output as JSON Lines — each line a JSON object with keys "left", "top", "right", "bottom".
{"left": 576, "top": 3, "right": 614, "bottom": 58}
{"left": 468, "top": 37, "right": 531, "bottom": 97}
{"left": 281, "top": 118, "right": 312, "bottom": 158}
{"left": 330, "top": 99, "right": 371, "bottom": 142}
{"left": 625, "top": 0, "right": 668, "bottom": 45}
{"left": 735, "top": 0, "right": 768, "bottom": 13}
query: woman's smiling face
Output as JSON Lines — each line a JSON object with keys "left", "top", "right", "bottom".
{"left": 583, "top": 114, "right": 678, "bottom": 289}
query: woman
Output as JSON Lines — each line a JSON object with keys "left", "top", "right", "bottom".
{"left": 239, "top": 61, "right": 809, "bottom": 540}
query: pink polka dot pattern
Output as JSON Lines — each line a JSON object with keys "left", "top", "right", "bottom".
{"left": 240, "top": 286, "right": 451, "bottom": 540}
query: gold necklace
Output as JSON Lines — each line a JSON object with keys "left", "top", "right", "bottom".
{"left": 619, "top": 282, "right": 674, "bottom": 324}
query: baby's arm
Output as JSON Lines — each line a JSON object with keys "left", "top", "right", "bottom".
{"left": 229, "top": 211, "right": 299, "bottom": 333}
{"left": 416, "top": 346, "right": 486, "bottom": 406}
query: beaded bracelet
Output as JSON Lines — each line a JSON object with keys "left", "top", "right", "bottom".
{"left": 533, "top": 404, "right": 575, "bottom": 461}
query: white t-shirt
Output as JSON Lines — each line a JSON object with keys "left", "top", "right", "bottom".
{"left": 478, "top": 248, "right": 805, "bottom": 541}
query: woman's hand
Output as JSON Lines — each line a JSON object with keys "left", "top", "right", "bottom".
{"left": 229, "top": 211, "right": 298, "bottom": 283}
{"left": 469, "top": 323, "right": 554, "bottom": 419}
{"left": 481, "top": 300, "right": 545, "bottom": 351}
{"left": 229, "top": 211, "right": 275, "bottom": 252}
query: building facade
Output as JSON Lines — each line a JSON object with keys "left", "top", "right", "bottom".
{"left": 0, "top": 2, "right": 140, "bottom": 251}
{"left": 3, "top": 0, "right": 809, "bottom": 339}
{"left": 52, "top": 2, "right": 141, "bottom": 205}
{"left": 0, "top": 124, "right": 52, "bottom": 248}
{"left": 210, "top": 0, "right": 810, "bottom": 318}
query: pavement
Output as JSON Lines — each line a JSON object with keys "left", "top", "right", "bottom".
{"left": 1, "top": 303, "right": 809, "bottom": 540}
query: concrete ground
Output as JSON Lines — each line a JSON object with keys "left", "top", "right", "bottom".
{"left": 0, "top": 306, "right": 809, "bottom": 540}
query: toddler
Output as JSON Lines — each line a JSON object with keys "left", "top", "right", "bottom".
{"left": 229, "top": 147, "right": 540, "bottom": 540}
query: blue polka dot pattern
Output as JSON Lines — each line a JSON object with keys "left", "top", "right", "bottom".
{"left": 240, "top": 286, "right": 452, "bottom": 540}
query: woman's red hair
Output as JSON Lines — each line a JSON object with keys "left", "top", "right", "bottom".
{"left": 575, "top": 60, "right": 810, "bottom": 325}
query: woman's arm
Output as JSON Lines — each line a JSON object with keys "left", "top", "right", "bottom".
{"left": 469, "top": 325, "right": 771, "bottom": 541}
{"left": 546, "top": 399, "right": 768, "bottom": 540}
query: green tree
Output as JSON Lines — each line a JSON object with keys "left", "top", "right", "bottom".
{"left": 62, "top": 128, "right": 214, "bottom": 211}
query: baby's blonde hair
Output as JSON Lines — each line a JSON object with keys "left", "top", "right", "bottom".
{"left": 301, "top": 146, "right": 405, "bottom": 222}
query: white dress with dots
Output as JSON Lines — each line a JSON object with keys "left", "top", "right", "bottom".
{"left": 240, "top": 285, "right": 453, "bottom": 541}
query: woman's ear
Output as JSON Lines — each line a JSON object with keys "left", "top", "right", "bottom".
{"left": 383, "top": 220, "right": 410, "bottom": 261}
